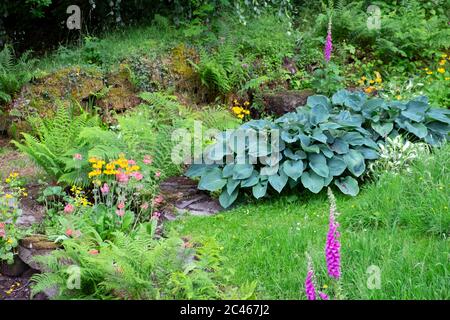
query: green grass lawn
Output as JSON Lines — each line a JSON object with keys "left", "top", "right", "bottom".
{"left": 169, "top": 146, "right": 450, "bottom": 300}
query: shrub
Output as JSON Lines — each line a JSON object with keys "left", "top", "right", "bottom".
{"left": 186, "top": 90, "right": 450, "bottom": 207}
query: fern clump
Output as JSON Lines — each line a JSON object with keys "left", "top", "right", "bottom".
{"left": 31, "top": 223, "right": 255, "bottom": 300}
{"left": 0, "top": 45, "right": 37, "bottom": 104}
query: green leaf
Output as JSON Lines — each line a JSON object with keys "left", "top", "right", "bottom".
{"left": 310, "top": 103, "right": 330, "bottom": 125}
{"left": 371, "top": 122, "right": 393, "bottom": 137}
{"left": 222, "top": 163, "right": 235, "bottom": 178}
{"left": 198, "top": 167, "right": 227, "bottom": 191}
{"left": 232, "top": 164, "right": 254, "bottom": 179}
{"left": 219, "top": 189, "right": 239, "bottom": 208}
{"left": 268, "top": 171, "right": 289, "bottom": 193}
{"left": 252, "top": 181, "right": 268, "bottom": 199}
{"left": 241, "top": 171, "right": 259, "bottom": 187}
{"left": 328, "top": 156, "right": 347, "bottom": 176}
{"left": 309, "top": 153, "right": 329, "bottom": 178}
{"left": 405, "top": 122, "right": 428, "bottom": 138}
{"left": 227, "top": 178, "right": 240, "bottom": 194}
{"left": 282, "top": 160, "right": 304, "bottom": 181}
{"left": 401, "top": 100, "right": 428, "bottom": 122}
{"left": 343, "top": 149, "right": 365, "bottom": 177}
{"left": 334, "top": 176, "right": 359, "bottom": 196}
{"left": 301, "top": 171, "right": 325, "bottom": 193}
{"left": 426, "top": 109, "right": 450, "bottom": 124}
{"left": 330, "top": 138, "right": 349, "bottom": 154}
{"left": 185, "top": 164, "right": 209, "bottom": 178}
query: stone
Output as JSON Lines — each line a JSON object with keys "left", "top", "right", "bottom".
{"left": 262, "top": 89, "right": 315, "bottom": 116}
{"left": 18, "top": 235, "right": 60, "bottom": 272}
{"left": 159, "top": 176, "right": 223, "bottom": 218}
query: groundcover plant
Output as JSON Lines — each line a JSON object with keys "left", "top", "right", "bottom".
{"left": 0, "top": 0, "right": 448, "bottom": 303}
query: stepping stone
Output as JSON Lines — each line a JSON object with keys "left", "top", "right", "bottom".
{"left": 159, "top": 176, "right": 223, "bottom": 218}
{"left": 18, "top": 235, "right": 60, "bottom": 272}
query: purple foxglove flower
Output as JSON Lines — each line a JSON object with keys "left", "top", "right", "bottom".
{"left": 319, "top": 292, "right": 329, "bottom": 300}
{"left": 305, "top": 254, "right": 317, "bottom": 300}
{"left": 324, "top": 20, "right": 333, "bottom": 63}
{"left": 325, "top": 188, "right": 341, "bottom": 279}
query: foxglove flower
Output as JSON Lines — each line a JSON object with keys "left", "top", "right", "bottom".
{"left": 305, "top": 254, "right": 317, "bottom": 300}
{"left": 324, "top": 19, "right": 333, "bottom": 63}
{"left": 325, "top": 188, "right": 341, "bottom": 279}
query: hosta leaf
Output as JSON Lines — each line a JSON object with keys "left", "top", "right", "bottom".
{"left": 342, "top": 132, "right": 365, "bottom": 146}
{"left": 260, "top": 164, "right": 279, "bottom": 176}
{"left": 319, "top": 144, "right": 334, "bottom": 158}
{"left": 268, "top": 171, "right": 289, "bottom": 193}
{"left": 301, "top": 171, "right": 325, "bottom": 193}
{"left": 401, "top": 100, "right": 428, "bottom": 122}
{"left": 307, "top": 95, "right": 330, "bottom": 109}
{"left": 312, "top": 128, "right": 328, "bottom": 143}
{"left": 371, "top": 122, "right": 393, "bottom": 137}
{"left": 426, "top": 109, "right": 450, "bottom": 124}
{"left": 331, "top": 89, "right": 348, "bottom": 106}
{"left": 222, "top": 163, "right": 235, "bottom": 178}
{"left": 241, "top": 171, "right": 259, "bottom": 187}
{"left": 226, "top": 178, "right": 240, "bottom": 194}
{"left": 301, "top": 143, "right": 320, "bottom": 153}
{"left": 310, "top": 103, "right": 330, "bottom": 125}
{"left": 252, "top": 181, "right": 268, "bottom": 199}
{"left": 185, "top": 164, "right": 209, "bottom": 178}
{"left": 343, "top": 149, "right": 365, "bottom": 177}
{"left": 232, "top": 164, "right": 254, "bottom": 179}
{"left": 198, "top": 167, "right": 227, "bottom": 191}
{"left": 426, "top": 121, "right": 449, "bottom": 135}
{"left": 219, "top": 189, "right": 239, "bottom": 208}
{"left": 344, "top": 92, "right": 366, "bottom": 111}
{"left": 308, "top": 153, "right": 329, "bottom": 178}
{"left": 328, "top": 156, "right": 347, "bottom": 176}
{"left": 335, "top": 176, "right": 359, "bottom": 196}
{"left": 330, "top": 138, "right": 349, "bottom": 154}
{"left": 355, "top": 147, "right": 379, "bottom": 160}
{"left": 405, "top": 122, "right": 428, "bottom": 138}
{"left": 282, "top": 159, "right": 304, "bottom": 181}
{"left": 284, "top": 149, "right": 307, "bottom": 160}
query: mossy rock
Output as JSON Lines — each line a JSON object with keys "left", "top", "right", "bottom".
{"left": 5, "top": 66, "right": 104, "bottom": 137}
{"left": 96, "top": 64, "right": 142, "bottom": 123}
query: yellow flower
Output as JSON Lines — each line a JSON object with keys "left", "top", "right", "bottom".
{"left": 396, "top": 95, "right": 402, "bottom": 100}
{"left": 244, "top": 101, "right": 250, "bottom": 106}
{"left": 445, "top": 77, "right": 450, "bottom": 81}
{"left": 441, "top": 54, "right": 448, "bottom": 58}
{"left": 105, "top": 162, "right": 116, "bottom": 170}
{"left": 364, "top": 86, "right": 375, "bottom": 94}
{"left": 439, "top": 60, "right": 446, "bottom": 66}
{"left": 369, "top": 79, "right": 375, "bottom": 84}
{"left": 244, "top": 109, "right": 250, "bottom": 115}
{"left": 426, "top": 71, "right": 433, "bottom": 75}
{"left": 88, "top": 157, "right": 98, "bottom": 163}
{"left": 22, "top": 192, "right": 28, "bottom": 197}
{"left": 88, "top": 170, "right": 102, "bottom": 178}
{"left": 5, "top": 194, "right": 13, "bottom": 199}
{"left": 6, "top": 238, "right": 13, "bottom": 244}
{"left": 424, "top": 67, "right": 429, "bottom": 71}
{"left": 5, "top": 178, "right": 11, "bottom": 184}
{"left": 232, "top": 106, "right": 242, "bottom": 115}
{"left": 323, "top": 284, "right": 328, "bottom": 289}
{"left": 361, "top": 76, "right": 367, "bottom": 81}
{"left": 129, "top": 165, "right": 140, "bottom": 171}
{"left": 374, "top": 71, "right": 382, "bottom": 83}
{"left": 437, "top": 68, "right": 445, "bottom": 74}
{"left": 237, "top": 114, "right": 244, "bottom": 119}
{"left": 9, "top": 172, "right": 18, "bottom": 178}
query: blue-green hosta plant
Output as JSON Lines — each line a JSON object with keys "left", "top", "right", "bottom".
{"left": 187, "top": 90, "right": 450, "bottom": 208}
